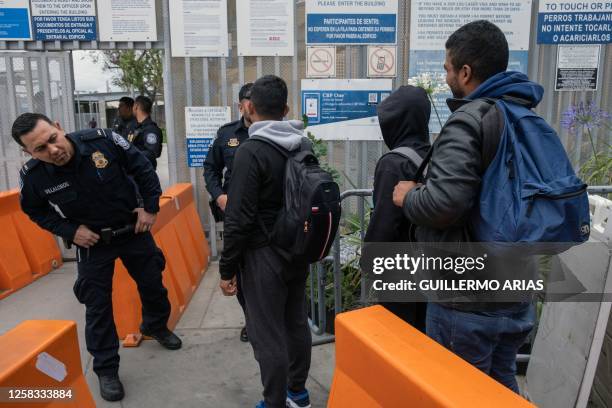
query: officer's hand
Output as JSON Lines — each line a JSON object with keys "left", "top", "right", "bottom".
{"left": 216, "top": 194, "right": 228, "bottom": 212}
{"left": 73, "top": 225, "right": 100, "bottom": 248}
{"left": 393, "top": 181, "right": 418, "bottom": 207}
{"left": 220, "top": 275, "right": 237, "bottom": 296}
{"left": 133, "top": 208, "right": 157, "bottom": 233}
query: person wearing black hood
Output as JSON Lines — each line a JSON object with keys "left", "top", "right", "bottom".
{"left": 364, "top": 85, "right": 431, "bottom": 331}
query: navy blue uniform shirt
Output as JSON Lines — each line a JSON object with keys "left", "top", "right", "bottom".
{"left": 112, "top": 115, "right": 137, "bottom": 139}
{"left": 128, "top": 117, "right": 163, "bottom": 169}
{"left": 19, "top": 128, "right": 161, "bottom": 241}
{"left": 202, "top": 117, "right": 249, "bottom": 201}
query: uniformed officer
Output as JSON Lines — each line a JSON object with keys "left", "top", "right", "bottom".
{"left": 130, "top": 95, "right": 163, "bottom": 169}
{"left": 13, "top": 113, "right": 182, "bottom": 402}
{"left": 203, "top": 82, "right": 252, "bottom": 343}
{"left": 111, "top": 96, "right": 137, "bottom": 138}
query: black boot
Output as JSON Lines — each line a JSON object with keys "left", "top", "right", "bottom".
{"left": 240, "top": 326, "right": 249, "bottom": 343}
{"left": 141, "top": 327, "right": 182, "bottom": 350}
{"left": 98, "top": 374, "right": 125, "bottom": 401}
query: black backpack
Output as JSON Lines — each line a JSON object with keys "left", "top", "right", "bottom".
{"left": 251, "top": 136, "right": 341, "bottom": 263}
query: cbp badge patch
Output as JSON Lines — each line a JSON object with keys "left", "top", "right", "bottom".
{"left": 228, "top": 138, "right": 240, "bottom": 147}
{"left": 145, "top": 133, "right": 158, "bottom": 145}
{"left": 112, "top": 132, "right": 130, "bottom": 150}
{"left": 91, "top": 151, "right": 109, "bottom": 169}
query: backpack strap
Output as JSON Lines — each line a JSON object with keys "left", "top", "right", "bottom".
{"left": 386, "top": 146, "right": 424, "bottom": 168}
{"left": 479, "top": 98, "right": 504, "bottom": 171}
{"left": 249, "top": 135, "right": 290, "bottom": 158}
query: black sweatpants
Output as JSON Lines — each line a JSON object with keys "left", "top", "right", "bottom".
{"left": 240, "top": 246, "right": 312, "bottom": 408}
{"left": 73, "top": 231, "right": 171, "bottom": 376}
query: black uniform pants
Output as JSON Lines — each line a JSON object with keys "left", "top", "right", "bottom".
{"left": 73, "top": 231, "right": 171, "bottom": 376}
{"left": 240, "top": 246, "right": 312, "bottom": 408}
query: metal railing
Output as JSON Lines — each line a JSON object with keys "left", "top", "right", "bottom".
{"left": 308, "top": 185, "right": 612, "bottom": 346}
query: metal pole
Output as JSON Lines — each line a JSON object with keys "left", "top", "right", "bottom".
{"left": 2, "top": 56, "right": 15, "bottom": 188}
{"left": 162, "top": 0, "right": 178, "bottom": 186}
{"left": 256, "top": 56, "right": 262, "bottom": 78}
{"left": 39, "top": 53, "right": 52, "bottom": 118}
{"left": 220, "top": 57, "right": 228, "bottom": 106}
{"left": 202, "top": 56, "right": 217, "bottom": 258}
{"left": 185, "top": 58, "right": 199, "bottom": 212}
{"left": 238, "top": 56, "right": 245, "bottom": 87}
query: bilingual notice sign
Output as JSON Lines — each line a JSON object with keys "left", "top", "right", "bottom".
{"left": 555, "top": 45, "right": 601, "bottom": 91}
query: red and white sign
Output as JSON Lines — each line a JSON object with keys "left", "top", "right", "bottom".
{"left": 307, "top": 46, "right": 336, "bottom": 78}
{"left": 367, "top": 46, "right": 396, "bottom": 78}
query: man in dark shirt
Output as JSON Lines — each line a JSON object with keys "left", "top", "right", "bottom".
{"left": 13, "top": 113, "right": 181, "bottom": 402}
{"left": 130, "top": 95, "right": 163, "bottom": 169}
{"left": 203, "top": 83, "right": 253, "bottom": 218}
{"left": 219, "top": 76, "right": 312, "bottom": 408}
{"left": 112, "top": 96, "right": 137, "bottom": 138}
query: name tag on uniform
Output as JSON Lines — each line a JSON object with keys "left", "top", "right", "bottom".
{"left": 44, "top": 181, "right": 70, "bottom": 195}
{"left": 228, "top": 138, "right": 240, "bottom": 147}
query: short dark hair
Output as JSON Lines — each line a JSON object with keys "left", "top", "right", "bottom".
{"left": 119, "top": 96, "right": 134, "bottom": 107}
{"left": 11, "top": 113, "right": 53, "bottom": 147}
{"left": 134, "top": 95, "right": 153, "bottom": 114}
{"left": 239, "top": 83, "right": 253, "bottom": 101}
{"left": 250, "top": 75, "right": 287, "bottom": 120}
{"left": 445, "top": 20, "right": 509, "bottom": 83}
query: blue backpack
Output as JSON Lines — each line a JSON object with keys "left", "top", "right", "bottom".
{"left": 470, "top": 97, "right": 590, "bottom": 244}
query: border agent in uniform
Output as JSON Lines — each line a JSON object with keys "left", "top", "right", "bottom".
{"left": 12, "top": 113, "right": 182, "bottom": 402}
{"left": 130, "top": 95, "right": 163, "bottom": 170}
{"left": 112, "top": 96, "right": 137, "bottom": 138}
{"left": 203, "top": 82, "right": 252, "bottom": 343}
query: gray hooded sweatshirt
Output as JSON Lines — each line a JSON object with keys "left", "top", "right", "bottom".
{"left": 248, "top": 119, "right": 305, "bottom": 151}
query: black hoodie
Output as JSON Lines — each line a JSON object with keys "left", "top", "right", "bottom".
{"left": 364, "top": 85, "right": 431, "bottom": 243}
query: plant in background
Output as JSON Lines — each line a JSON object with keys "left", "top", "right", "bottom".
{"left": 408, "top": 72, "right": 448, "bottom": 130}
{"left": 561, "top": 101, "right": 611, "bottom": 186}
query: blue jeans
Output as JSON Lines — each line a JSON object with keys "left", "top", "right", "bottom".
{"left": 426, "top": 303, "right": 535, "bottom": 393}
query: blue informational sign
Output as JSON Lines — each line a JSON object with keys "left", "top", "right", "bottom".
{"left": 0, "top": 0, "right": 32, "bottom": 40}
{"left": 187, "top": 138, "right": 214, "bottom": 167}
{"left": 537, "top": 1, "right": 612, "bottom": 44}
{"left": 185, "top": 106, "right": 231, "bottom": 168}
{"left": 306, "top": 0, "right": 398, "bottom": 45}
{"left": 31, "top": 0, "right": 97, "bottom": 41}
{"left": 301, "top": 79, "right": 392, "bottom": 141}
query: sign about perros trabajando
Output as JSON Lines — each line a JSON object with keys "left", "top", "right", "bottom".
{"left": 537, "top": 0, "right": 612, "bottom": 44}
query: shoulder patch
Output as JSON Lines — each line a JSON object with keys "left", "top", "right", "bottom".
{"left": 145, "top": 133, "right": 158, "bottom": 145}
{"left": 20, "top": 158, "right": 40, "bottom": 176}
{"left": 79, "top": 129, "right": 106, "bottom": 141}
{"left": 112, "top": 132, "right": 130, "bottom": 150}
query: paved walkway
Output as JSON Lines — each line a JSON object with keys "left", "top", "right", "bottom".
{"left": 0, "top": 262, "right": 334, "bottom": 407}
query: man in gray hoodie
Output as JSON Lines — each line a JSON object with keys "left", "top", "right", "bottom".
{"left": 219, "top": 75, "right": 312, "bottom": 408}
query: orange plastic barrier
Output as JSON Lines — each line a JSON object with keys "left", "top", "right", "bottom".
{"left": 0, "top": 190, "right": 62, "bottom": 300}
{"left": 328, "top": 306, "right": 535, "bottom": 408}
{"left": 0, "top": 320, "right": 95, "bottom": 408}
{"left": 112, "top": 184, "right": 210, "bottom": 343}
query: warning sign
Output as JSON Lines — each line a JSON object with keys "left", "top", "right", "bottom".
{"left": 555, "top": 45, "right": 600, "bottom": 91}
{"left": 367, "top": 46, "right": 396, "bottom": 78}
{"left": 307, "top": 46, "right": 336, "bottom": 78}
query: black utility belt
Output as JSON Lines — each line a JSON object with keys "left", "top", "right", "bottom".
{"left": 63, "top": 224, "right": 135, "bottom": 249}
{"left": 97, "top": 224, "right": 136, "bottom": 244}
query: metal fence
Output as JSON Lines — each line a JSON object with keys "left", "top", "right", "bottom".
{"left": 0, "top": 52, "right": 74, "bottom": 191}
{"left": 158, "top": 0, "right": 611, "bottom": 237}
